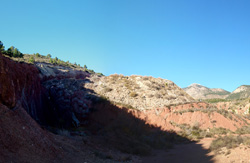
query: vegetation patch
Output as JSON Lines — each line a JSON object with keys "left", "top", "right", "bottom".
{"left": 170, "top": 121, "right": 234, "bottom": 141}
{"left": 174, "top": 107, "right": 236, "bottom": 121}
{"left": 0, "top": 41, "right": 23, "bottom": 58}
{"left": 204, "top": 98, "right": 228, "bottom": 103}
{"left": 235, "top": 126, "right": 250, "bottom": 135}
{"left": 210, "top": 135, "right": 250, "bottom": 153}
{"left": 0, "top": 40, "right": 102, "bottom": 74}
{"left": 170, "top": 121, "right": 211, "bottom": 140}
{"left": 209, "top": 127, "right": 232, "bottom": 135}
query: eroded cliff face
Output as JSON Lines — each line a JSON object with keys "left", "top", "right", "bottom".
{"left": 0, "top": 53, "right": 94, "bottom": 128}
{"left": 0, "top": 53, "right": 129, "bottom": 163}
{"left": 0, "top": 53, "right": 47, "bottom": 123}
{"left": 35, "top": 62, "right": 95, "bottom": 127}
{"left": 0, "top": 53, "right": 66, "bottom": 162}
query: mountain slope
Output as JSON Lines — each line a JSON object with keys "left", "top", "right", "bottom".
{"left": 85, "top": 74, "right": 194, "bottom": 110}
{"left": 226, "top": 85, "right": 250, "bottom": 100}
{"left": 183, "top": 84, "right": 230, "bottom": 100}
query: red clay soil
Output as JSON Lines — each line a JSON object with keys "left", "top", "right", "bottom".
{"left": 0, "top": 103, "right": 126, "bottom": 163}
{"left": 0, "top": 54, "right": 41, "bottom": 108}
{"left": 0, "top": 53, "right": 47, "bottom": 123}
{"left": 0, "top": 103, "right": 62, "bottom": 162}
{"left": 129, "top": 102, "right": 249, "bottom": 132}
{"left": 92, "top": 101, "right": 249, "bottom": 133}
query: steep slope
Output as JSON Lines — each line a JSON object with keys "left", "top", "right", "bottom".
{"left": 183, "top": 84, "right": 230, "bottom": 100}
{"left": 0, "top": 53, "right": 75, "bottom": 162}
{"left": 0, "top": 52, "right": 48, "bottom": 123}
{"left": 85, "top": 74, "right": 194, "bottom": 110}
{"left": 226, "top": 85, "right": 250, "bottom": 100}
{"left": 0, "top": 52, "right": 140, "bottom": 162}
{"left": 0, "top": 103, "right": 63, "bottom": 162}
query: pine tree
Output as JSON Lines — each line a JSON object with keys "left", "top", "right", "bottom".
{"left": 47, "top": 54, "right": 51, "bottom": 58}
{"left": 6, "top": 47, "right": 14, "bottom": 57}
{"left": 0, "top": 41, "right": 5, "bottom": 54}
{"left": 13, "top": 48, "right": 19, "bottom": 57}
{"left": 12, "top": 47, "right": 23, "bottom": 58}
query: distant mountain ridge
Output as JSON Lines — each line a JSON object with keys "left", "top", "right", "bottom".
{"left": 183, "top": 84, "right": 230, "bottom": 100}
{"left": 227, "top": 85, "right": 250, "bottom": 100}
{"left": 184, "top": 84, "right": 250, "bottom": 100}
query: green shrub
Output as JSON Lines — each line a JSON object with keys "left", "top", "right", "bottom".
{"left": 35, "top": 53, "right": 41, "bottom": 57}
{"left": 29, "top": 56, "right": 35, "bottom": 63}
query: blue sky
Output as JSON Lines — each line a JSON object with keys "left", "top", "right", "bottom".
{"left": 1, "top": 0, "right": 250, "bottom": 92}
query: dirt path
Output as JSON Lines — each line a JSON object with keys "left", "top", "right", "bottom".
{"left": 141, "top": 138, "right": 250, "bottom": 163}
{"left": 141, "top": 138, "right": 215, "bottom": 163}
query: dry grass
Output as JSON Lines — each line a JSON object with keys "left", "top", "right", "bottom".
{"left": 235, "top": 126, "right": 250, "bottom": 135}
{"left": 174, "top": 108, "right": 237, "bottom": 121}
{"left": 210, "top": 135, "right": 250, "bottom": 153}
{"left": 170, "top": 121, "right": 234, "bottom": 141}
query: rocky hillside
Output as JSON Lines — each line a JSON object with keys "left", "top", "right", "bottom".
{"left": 215, "top": 98, "right": 250, "bottom": 115}
{"left": 2, "top": 51, "right": 250, "bottom": 162}
{"left": 183, "top": 84, "right": 230, "bottom": 100}
{"left": 85, "top": 74, "right": 194, "bottom": 110}
{"left": 226, "top": 85, "right": 250, "bottom": 100}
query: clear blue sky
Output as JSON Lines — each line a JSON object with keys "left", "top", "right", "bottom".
{"left": 1, "top": 0, "right": 250, "bottom": 92}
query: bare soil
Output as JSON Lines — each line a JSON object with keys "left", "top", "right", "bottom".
{"left": 141, "top": 138, "right": 250, "bottom": 163}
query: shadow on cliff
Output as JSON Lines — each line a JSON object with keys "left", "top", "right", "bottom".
{"left": 0, "top": 52, "right": 214, "bottom": 162}
{"left": 39, "top": 70, "right": 215, "bottom": 161}
{"left": 82, "top": 92, "right": 215, "bottom": 162}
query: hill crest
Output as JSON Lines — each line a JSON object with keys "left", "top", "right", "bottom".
{"left": 183, "top": 84, "right": 230, "bottom": 100}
